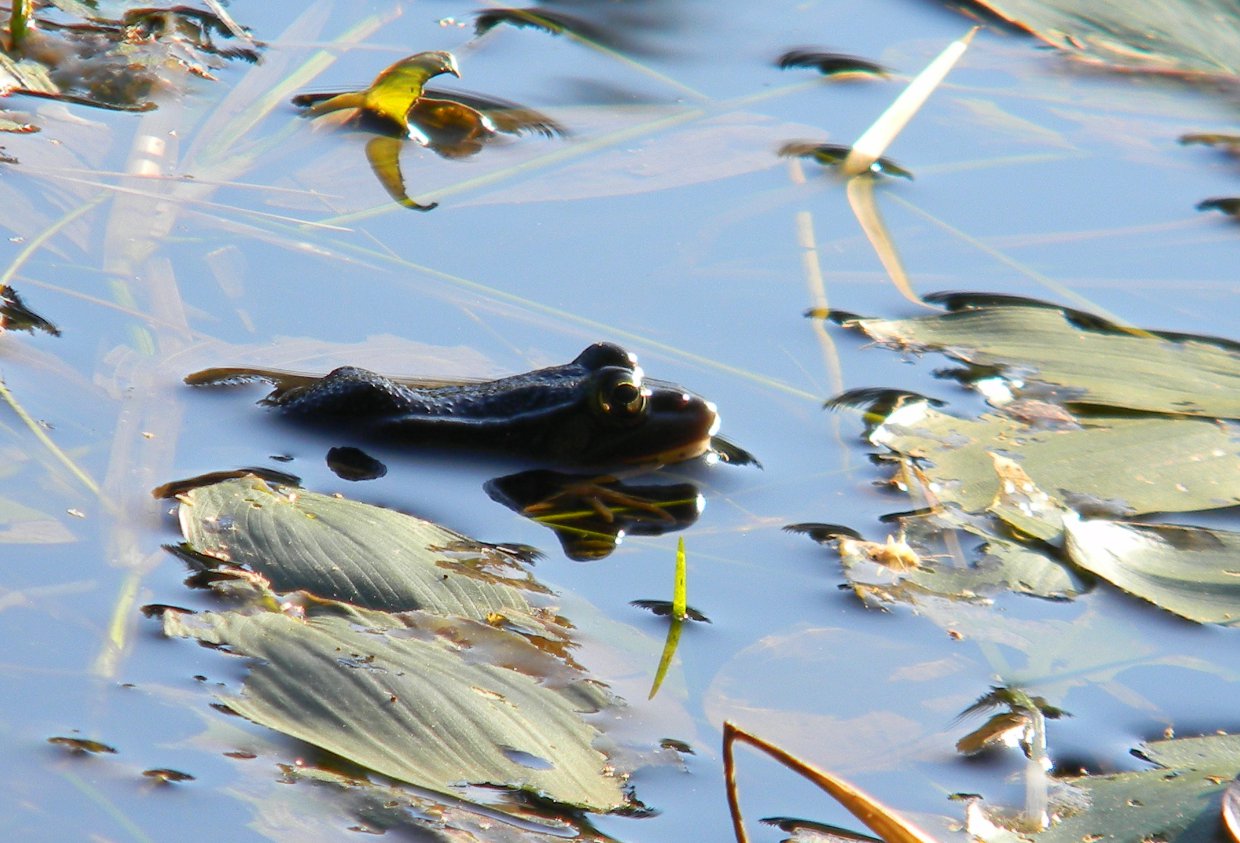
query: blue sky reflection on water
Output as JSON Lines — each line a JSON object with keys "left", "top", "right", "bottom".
{"left": 2, "top": 0, "right": 1240, "bottom": 839}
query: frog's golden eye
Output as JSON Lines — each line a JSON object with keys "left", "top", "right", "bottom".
{"left": 596, "top": 371, "right": 648, "bottom": 418}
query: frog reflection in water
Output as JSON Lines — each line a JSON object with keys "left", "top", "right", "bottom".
{"left": 187, "top": 343, "right": 755, "bottom": 468}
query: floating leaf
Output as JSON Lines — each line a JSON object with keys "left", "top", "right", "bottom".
{"left": 960, "top": 0, "right": 1240, "bottom": 78}
{"left": 162, "top": 607, "right": 629, "bottom": 811}
{"left": 174, "top": 475, "right": 544, "bottom": 619}
{"left": 776, "top": 49, "right": 890, "bottom": 79}
{"left": 870, "top": 402, "right": 1240, "bottom": 525}
{"left": 1063, "top": 515, "right": 1240, "bottom": 625}
{"left": 976, "top": 733, "right": 1240, "bottom": 841}
{"left": 842, "top": 298, "right": 1240, "bottom": 419}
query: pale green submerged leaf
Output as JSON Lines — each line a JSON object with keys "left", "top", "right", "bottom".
{"left": 162, "top": 608, "right": 628, "bottom": 811}
{"left": 1063, "top": 515, "right": 1240, "bottom": 625}
{"left": 178, "top": 476, "right": 540, "bottom": 618}
{"left": 848, "top": 303, "right": 1240, "bottom": 419}
{"left": 965, "top": 0, "right": 1240, "bottom": 78}
{"left": 872, "top": 402, "right": 1240, "bottom": 528}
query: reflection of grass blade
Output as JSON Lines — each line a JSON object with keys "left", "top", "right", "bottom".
{"left": 364, "top": 136, "right": 438, "bottom": 211}
{"left": 723, "top": 722, "right": 939, "bottom": 843}
{"left": 845, "top": 177, "right": 929, "bottom": 307}
{"left": 843, "top": 27, "right": 978, "bottom": 178}
{"left": 647, "top": 617, "right": 682, "bottom": 700}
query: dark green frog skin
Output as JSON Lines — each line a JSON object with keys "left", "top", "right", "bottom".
{"left": 188, "top": 343, "right": 751, "bottom": 467}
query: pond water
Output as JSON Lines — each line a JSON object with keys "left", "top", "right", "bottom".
{"left": 3, "top": 0, "right": 1240, "bottom": 840}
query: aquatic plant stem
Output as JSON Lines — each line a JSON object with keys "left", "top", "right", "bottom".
{"left": 8, "top": 0, "right": 30, "bottom": 52}
{"left": 672, "top": 537, "right": 687, "bottom": 621}
{"left": 723, "top": 721, "right": 938, "bottom": 843}
{"left": 846, "top": 177, "right": 932, "bottom": 308}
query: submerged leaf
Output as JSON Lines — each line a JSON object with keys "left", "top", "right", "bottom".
{"left": 162, "top": 608, "right": 629, "bottom": 811}
{"left": 1063, "top": 515, "right": 1240, "bottom": 625}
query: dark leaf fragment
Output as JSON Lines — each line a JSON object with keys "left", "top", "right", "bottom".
{"left": 1199, "top": 197, "right": 1240, "bottom": 216}
{"left": 630, "top": 599, "right": 710, "bottom": 623}
{"left": 780, "top": 142, "right": 913, "bottom": 179}
{"left": 474, "top": 7, "right": 603, "bottom": 41}
{"left": 776, "top": 48, "right": 890, "bottom": 78}
{"left": 48, "top": 736, "right": 117, "bottom": 754}
{"left": 0, "top": 286, "right": 59, "bottom": 335}
{"left": 784, "top": 522, "right": 864, "bottom": 543}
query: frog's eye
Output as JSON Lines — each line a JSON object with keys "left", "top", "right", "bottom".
{"left": 597, "top": 371, "right": 648, "bottom": 419}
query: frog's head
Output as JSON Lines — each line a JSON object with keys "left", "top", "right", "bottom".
{"left": 558, "top": 344, "right": 720, "bottom": 466}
